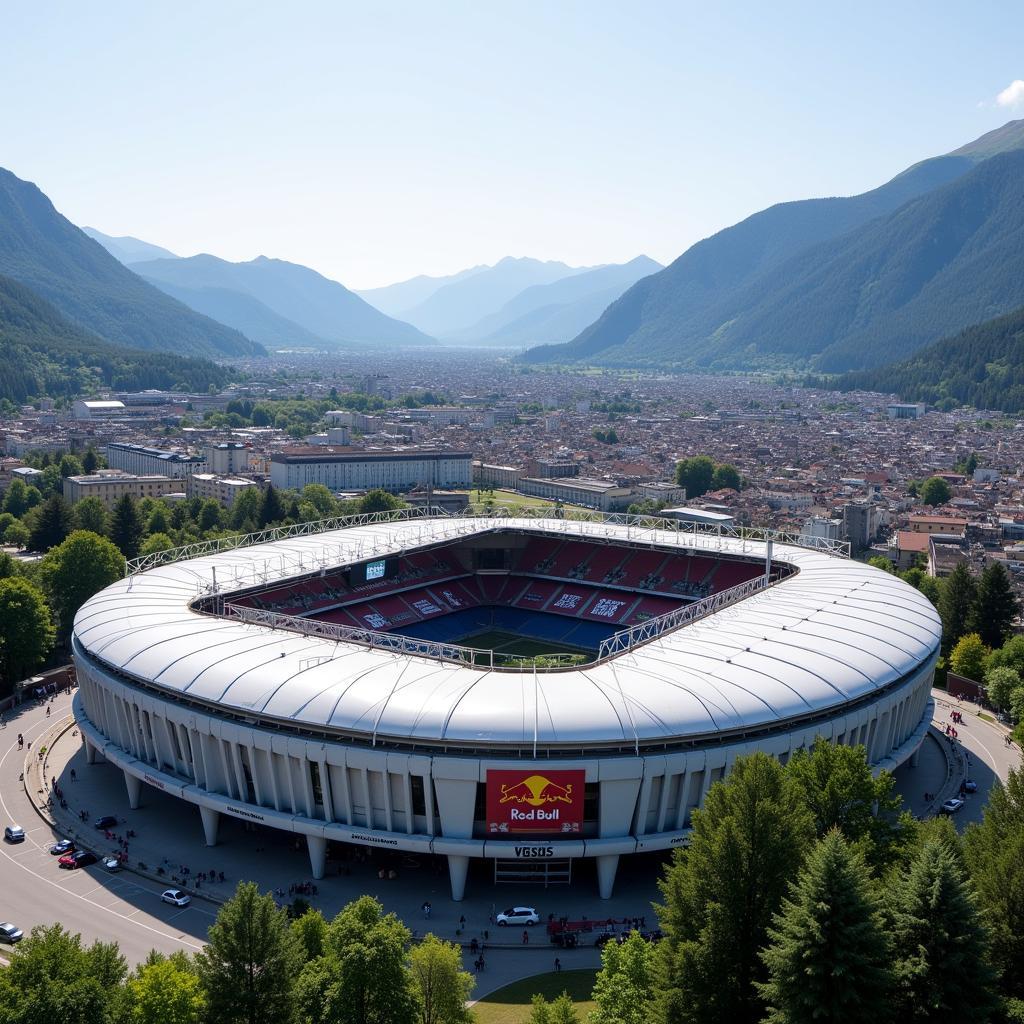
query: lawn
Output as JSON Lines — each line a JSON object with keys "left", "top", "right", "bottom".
{"left": 472, "top": 969, "right": 598, "bottom": 1024}
{"left": 469, "top": 488, "right": 559, "bottom": 509}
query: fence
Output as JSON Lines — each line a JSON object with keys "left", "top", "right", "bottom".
{"left": 128, "top": 504, "right": 849, "bottom": 577}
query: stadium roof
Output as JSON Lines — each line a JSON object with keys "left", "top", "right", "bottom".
{"left": 72, "top": 518, "right": 941, "bottom": 749}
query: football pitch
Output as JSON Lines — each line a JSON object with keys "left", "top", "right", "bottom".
{"left": 457, "top": 629, "right": 589, "bottom": 658}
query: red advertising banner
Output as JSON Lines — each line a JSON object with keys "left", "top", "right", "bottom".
{"left": 485, "top": 769, "right": 585, "bottom": 835}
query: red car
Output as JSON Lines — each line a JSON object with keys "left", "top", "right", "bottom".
{"left": 58, "top": 850, "right": 97, "bottom": 870}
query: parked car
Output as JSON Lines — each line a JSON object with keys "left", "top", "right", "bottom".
{"left": 496, "top": 906, "right": 539, "bottom": 926}
{"left": 94, "top": 815, "right": 118, "bottom": 830}
{"left": 49, "top": 839, "right": 75, "bottom": 855}
{"left": 59, "top": 850, "right": 97, "bottom": 870}
{"left": 0, "top": 922, "right": 23, "bottom": 944}
{"left": 102, "top": 856, "right": 121, "bottom": 872}
{"left": 940, "top": 798, "right": 965, "bottom": 815}
{"left": 4, "top": 825, "right": 25, "bottom": 843}
{"left": 161, "top": 889, "right": 191, "bottom": 907}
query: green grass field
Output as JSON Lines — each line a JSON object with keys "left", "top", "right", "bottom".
{"left": 472, "top": 969, "right": 598, "bottom": 1024}
{"left": 469, "top": 488, "right": 559, "bottom": 509}
{"left": 459, "top": 629, "right": 587, "bottom": 657}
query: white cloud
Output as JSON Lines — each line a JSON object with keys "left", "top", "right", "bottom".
{"left": 996, "top": 80, "right": 1024, "bottom": 108}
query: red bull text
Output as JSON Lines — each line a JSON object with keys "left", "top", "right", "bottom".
{"left": 486, "top": 769, "right": 585, "bottom": 834}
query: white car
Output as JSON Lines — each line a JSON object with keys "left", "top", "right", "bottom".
{"left": 940, "top": 798, "right": 965, "bottom": 815}
{"left": 496, "top": 906, "right": 540, "bottom": 927}
{"left": 161, "top": 888, "right": 190, "bottom": 907}
{"left": 103, "top": 856, "right": 121, "bottom": 872}
{"left": 4, "top": 825, "right": 25, "bottom": 843}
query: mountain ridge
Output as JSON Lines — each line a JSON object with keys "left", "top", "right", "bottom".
{"left": 0, "top": 168, "right": 262, "bottom": 358}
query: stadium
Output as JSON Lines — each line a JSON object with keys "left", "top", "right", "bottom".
{"left": 70, "top": 509, "right": 941, "bottom": 900}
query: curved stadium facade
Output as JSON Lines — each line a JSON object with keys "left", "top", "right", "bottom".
{"left": 71, "top": 510, "right": 940, "bottom": 900}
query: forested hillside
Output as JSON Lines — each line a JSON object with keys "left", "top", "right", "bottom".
{"left": 836, "top": 305, "right": 1024, "bottom": 413}
{"left": 0, "top": 274, "right": 229, "bottom": 404}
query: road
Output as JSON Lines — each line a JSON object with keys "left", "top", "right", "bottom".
{"left": 0, "top": 691, "right": 212, "bottom": 961}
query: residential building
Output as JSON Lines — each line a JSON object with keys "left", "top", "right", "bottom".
{"left": 63, "top": 471, "right": 182, "bottom": 507}
{"left": 637, "top": 481, "right": 687, "bottom": 504}
{"left": 206, "top": 443, "right": 251, "bottom": 475}
{"left": 473, "top": 462, "right": 523, "bottom": 489}
{"left": 887, "top": 403, "right": 927, "bottom": 420}
{"left": 519, "top": 476, "right": 633, "bottom": 511}
{"left": 187, "top": 474, "right": 260, "bottom": 508}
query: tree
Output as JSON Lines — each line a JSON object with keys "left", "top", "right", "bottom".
{"left": 919, "top": 477, "right": 952, "bottom": 507}
{"left": 73, "top": 496, "right": 109, "bottom": 536}
{"left": 675, "top": 456, "right": 715, "bottom": 499}
{"left": 937, "top": 563, "right": 976, "bottom": 655}
{"left": 409, "top": 934, "right": 474, "bottom": 1024}
{"left": 40, "top": 531, "right": 125, "bottom": 635}
{"left": 963, "top": 767, "right": 1024, "bottom": 996}
{"left": 948, "top": 633, "right": 988, "bottom": 682}
{"left": 291, "top": 908, "right": 330, "bottom": 964}
{"left": 984, "top": 666, "right": 1022, "bottom": 712}
{"left": 109, "top": 494, "right": 144, "bottom": 559}
{"left": 0, "top": 923, "right": 126, "bottom": 1024}
{"left": 887, "top": 833, "right": 997, "bottom": 1022}
{"left": 655, "top": 752, "right": 814, "bottom": 1024}
{"left": 58, "top": 453, "right": 84, "bottom": 478}
{"left": 786, "top": 739, "right": 909, "bottom": 869}
{"left": 231, "top": 487, "right": 262, "bottom": 530}
{"left": 198, "top": 499, "right": 223, "bottom": 532}
{"left": 28, "top": 493, "right": 73, "bottom": 552}
{"left": 4, "top": 521, "right": 30, "bottom": 549}
{"left": 297, "top": 895, "right": 420, "bottom": 1024}
{"left": 528, "top": 993, "right": 581, "bottom": 1024}
{"left": 987, "top": 635, "right": 1024, "bottom": 678}
{"left": 359, "top": 489, "right": 403, "bottom": 514}
{"left": 0, "top": 577, "right": 55, "bottom": 696}
{"left": 82, "top": 448, "right": 99, "bottom": 474}
{"left": 591, "top": 931, "right": 656, "bottom": 1024}
{"left": 146, "top": 503, "right": 171, "bottom": 537}
{"left": 139, "top": 533, "right": 174, "bottom": 556}
{"left": 301, "top": 484, "right": 337, "bottom": 517}
{"left": 758, "top": 830, "right": 891, "bottom": 1024}
{"left": 867, "top": 555, "right": 896, "bottom": 574}
{"left": 969, "top": 562, "right": 1019, "bottom": 649}
{"left": 196, "top": 881, "right": 299, "bottom": 1024}
{"left": 258, "top": 484, "right": 286, "bottom": 528}
{"left": 711, "top": 463, "right": 741, "bottom": 492}
{"left": 2, "top": 477, "right": 30, "bottom": 517}
{"left": 125, "top": 955, "right": 206, "bottom": 1024}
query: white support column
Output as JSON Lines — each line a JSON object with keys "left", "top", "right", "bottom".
{"left": 307, "top": 835, "right": 327, "bottom": 879}
{"left": 199, "top": 805, "right": 220, "bottom": 847}
{"left": 447, "top": 854, "right": 470, "bottom": 902}
{"left": 123, "top": 769, "right": 142, "bottom": 809}
{"left": 84, "top": 738, "right": 100, "bottom": 764}
{"left": 596, "top": 854, "right": 619, "bottom": 900}
{"left": 910, "top": 742, "right": 923, "bottom": 768}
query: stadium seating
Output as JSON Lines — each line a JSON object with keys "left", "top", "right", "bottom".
{"left": 711, "top": 560, "right": 762, "bottom": 591}
{"left": 578, "top": 546, "right": 628, "bottom": 583}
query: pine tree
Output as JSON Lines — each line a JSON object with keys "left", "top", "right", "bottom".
{"left": 109, "top": 494, "right": 144, "bottom": 559}
{"left": 758, "top": 830, "right": 892, "bottom": 1024}
{"left": 969, "top": 562, "right": 1019, "bottom": 649}
{"left": 28, "top": 493, "right": 73, "bottom": 552}
{"left": 258, "top": 484, "right": 285, "bottom": 528}
{"left": 656, "top": 752, "right": 814, "bottom": 1024}
{"left": 888, "top": 834, "right": 998, "bottom": 1022}
{"left": 962, "top": 766, "right": 1024, "bottom": 996}
{"left": 938, "top": 563, "right": 976, "bottom": 655}
{"left": 82, "top": 447, "right": 99, "bottom": 474}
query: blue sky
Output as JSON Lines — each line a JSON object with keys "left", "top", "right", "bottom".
{"left": 2, "top": 2, "right": 1022, "bottom": 289}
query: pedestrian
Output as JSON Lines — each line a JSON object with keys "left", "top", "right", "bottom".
{"left": 46, "top": 706, "right": 50, "bottom": 718}
{"left": 459, "top": 914, "right": 466, "bottom": 930}
{"left": 70, "top": 769, "right": 76, "bottom": 782}
{"left": 522, "top": 929, "right": 529, "bottom": 944}
{"left": 554, "top": 957, "right": 561, "bottom": 972}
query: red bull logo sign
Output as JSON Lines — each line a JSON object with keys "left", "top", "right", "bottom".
{"left": 486, "top": 769, "right": 585, "bottom": 834}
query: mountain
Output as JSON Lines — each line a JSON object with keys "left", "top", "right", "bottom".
{"left": 526, "top": 119, "right": 1024, "bottom": 370}
{"left": 454, "top": 256, "right": 662, "bottom": 346}
{"left": 0, "top": 168, "right": 261, "bottom": 358}
{"left": 398, "top": 257, "right": 591, "bottom": 336}
{"left": 356, "top": 265, "right": 488, "bottom": 318}
{"left": 81, "top": 227, "right": 178, "bottom": 265}
{"left": 136, "top": 280, "right": 329, "bottom": 349}
{"left": 835, "top": 305, "right": 1024, "bottom": 414}
{"left": 133, "top": 253, "right": 433, "bottom": 347}
{"left": 0, "top": 273, "right": 229, "bottom": 404}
